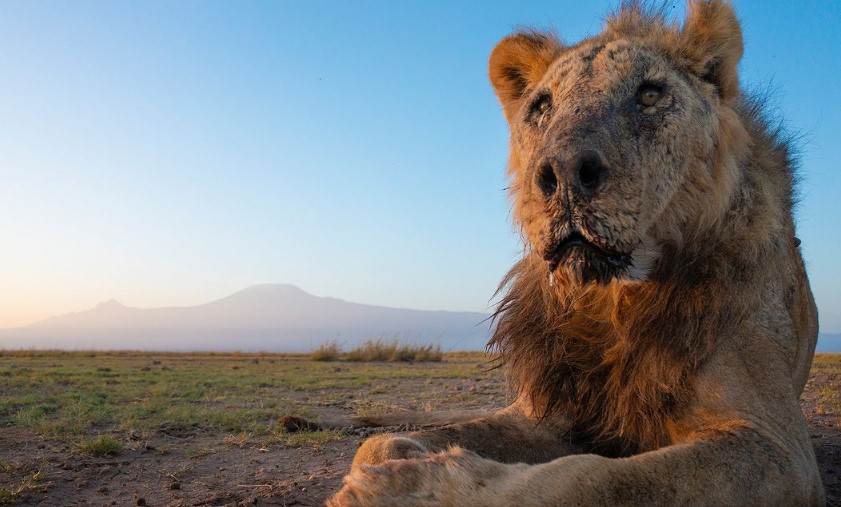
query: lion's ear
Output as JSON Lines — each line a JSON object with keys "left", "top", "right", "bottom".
{"left": 681, "top": 0, "right": 743, "bottom": 103}
{"left": 489, "top": 31, "right": 563, "bottom": 122}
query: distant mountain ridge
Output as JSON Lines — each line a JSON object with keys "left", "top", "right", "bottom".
{"left": 0, "top": 284, "right": 493, "bottom": 352}
{"left": 2, "top": 285, "right": 838, "bottom": 353}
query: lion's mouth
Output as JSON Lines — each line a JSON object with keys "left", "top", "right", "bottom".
{"left": 544, "top": 232, "right": 632, "bottom": 284}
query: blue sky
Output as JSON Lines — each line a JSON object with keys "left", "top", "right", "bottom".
{"left": 1, "top": 1, "right": 839, "bottom": 333}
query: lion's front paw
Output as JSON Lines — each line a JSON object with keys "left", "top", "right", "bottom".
{"left": 328, "top": 447, "right": 510, "bottom": 507}
{"left": 350, "top": 434, "right": 430, "bottom": 472}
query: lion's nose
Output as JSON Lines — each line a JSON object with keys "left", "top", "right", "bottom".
{"left": 576, "top": 150, "right": 606, "bottom": 194}
{"left": 536, "top": 161, "right": 560, "bottom": 198}
{"left": 535, "top": 150, "right": 608, "bottom": 199}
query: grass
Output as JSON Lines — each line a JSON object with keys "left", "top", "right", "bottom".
{"left": 263, "top": 428, "right": 345, "bottom": 449}
{"left": 7, "top": 349, "right": 826, "bottom": 444}
{"left": 0, "top": 468, "right": 47, "bottom": 505}
{"left": 311, "top": 341, "right": 342, "bottom": 362}
{"left": 222, "top": 432, "right": 252, "bottom": 448}
{"left": 79, "top": 435, "right": 123, "bottom": 456}
{"left": 0, "top": 349, "right": 494, "bottom": 444}
{"left": 311, "top": 339, "right": 444, "bottom": 363}
{"left": 0, "top": 349, "right": 836, "bottom": 504}
{"left": 809, "top": 353, "right": 841, "bottom": 425}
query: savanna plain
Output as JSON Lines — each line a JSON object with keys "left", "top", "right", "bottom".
{"left": 1, "top": 349, "right": 839, "bottom": 506}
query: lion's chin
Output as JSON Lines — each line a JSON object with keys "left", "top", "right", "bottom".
{"left": 545, "top": 233, "right": 632, "bottom": 286}
{"left": 552, "top": 247, "right": 628, "bottom": 286}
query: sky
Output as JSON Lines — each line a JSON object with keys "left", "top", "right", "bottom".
{"left": 1, "top": 0, "right": 839, "bottom": 333}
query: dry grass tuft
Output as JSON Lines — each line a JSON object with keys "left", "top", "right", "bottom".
{"left": 222, "top": 432, "right": 252, "bottom": 448}
{"left": 310, "top": 339, "right": 443, "bottom": 362}
{"left": 310, "top": 341, "right": 342, "bottom": 362}
{"left": 345, "top": 340, "right": 442, "bottom": 362}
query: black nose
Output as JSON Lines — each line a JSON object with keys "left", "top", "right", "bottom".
{"left": 536, "top": 162, "right": 559, "bottom": 198}
{"left": 576, "top": 150, "right": 605, "bottom": 192}
{"left": 535, "top": 150, "right": 607, "bottom": 199}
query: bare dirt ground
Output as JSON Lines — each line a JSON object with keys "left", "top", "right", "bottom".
{"left": 2, "top": 353, "right": 839, "bottom": 506}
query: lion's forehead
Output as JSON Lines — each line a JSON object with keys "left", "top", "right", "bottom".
{"left": 542, "top": 40, "right": 679, "bottom": 99}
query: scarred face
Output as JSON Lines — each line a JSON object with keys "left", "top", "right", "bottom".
{"left": 490, "top": 19, "right": 744, "bottom": 285}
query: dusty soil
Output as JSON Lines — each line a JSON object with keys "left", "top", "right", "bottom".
{"left": 2, "top": 356, "right": 839, "bottom": 507}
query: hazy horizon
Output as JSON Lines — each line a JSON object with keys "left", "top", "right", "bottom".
{"left": 1, "top": 282, "right": 838, "bottom": 353}
{"left": 0, "top": 283, "right": 491, "bottom": 330}
{"left": 0, "top": 283, "right": 495, "bottom": 352}
{"left": 2, "top": 1, "right": 840, "bottom": 334}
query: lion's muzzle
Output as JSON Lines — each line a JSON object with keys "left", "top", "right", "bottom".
{"left": 544, "top": 231, "right": 632, "bottom": 285}
{"left": 535, "top": 149, "right": 609, "bottom": 202}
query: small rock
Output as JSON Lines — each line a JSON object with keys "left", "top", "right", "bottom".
{"left": 136, "top": 498, "right": 146, "bottom": 506}
{"left": 170, "top": 481, "right": 181, "bottom": 490}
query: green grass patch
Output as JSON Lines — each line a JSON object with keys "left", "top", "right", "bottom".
{"left": 0, "top": 350, "right": 497, "bottom": 444}
{"left": 79, "top": 435, "right": 123, "bottom": 456}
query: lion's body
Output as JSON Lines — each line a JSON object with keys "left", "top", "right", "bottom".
{"left": 327, "top": 2, "right": 823, "bottom": 505}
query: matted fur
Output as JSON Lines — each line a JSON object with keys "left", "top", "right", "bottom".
{"left": 326, "top": 2, "right": 823, "bottom": 505}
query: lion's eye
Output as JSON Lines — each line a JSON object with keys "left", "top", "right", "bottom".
{"left": 637, "top": 84, "right": 662, "bottom": 108}
{"left": 529, "top": 94, "right": 553, "bottom": 126}
{"left": 535, "top": 96, "right": 552, "bottom": 114}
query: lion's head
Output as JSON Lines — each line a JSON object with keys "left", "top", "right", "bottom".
{"left": 489, "top": 2, "right": 748, "bottom": 286}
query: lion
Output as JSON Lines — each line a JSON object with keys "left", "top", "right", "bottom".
{"left": 321, "top": 2, "right": 824, "bottom": 505}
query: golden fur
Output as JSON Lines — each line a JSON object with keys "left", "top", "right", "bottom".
{"left": 327, "top": 2, "right": 823, "bottom": 505}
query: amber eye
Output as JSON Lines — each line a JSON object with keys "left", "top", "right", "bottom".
{"left": 535, "top": 96, "right": 552, "bottom": 114}
{"left": 529, "top": 94, "right": 553, "bottom": 126}
{"left": 637, "top": 84, "right": 662, "bottom": 107}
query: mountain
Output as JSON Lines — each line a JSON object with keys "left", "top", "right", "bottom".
{"left": 0, "top": 284, "right": 493, "bottom": 352}
{"left": 3, "top": 285, "right": 836, "bottom": 354}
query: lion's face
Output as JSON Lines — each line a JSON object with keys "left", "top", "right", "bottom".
{"left": 490, "top": 7, "right": 745, "bottom": 286}
{"left": 513, "top": 41, "right": 720, "bottom": 284}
